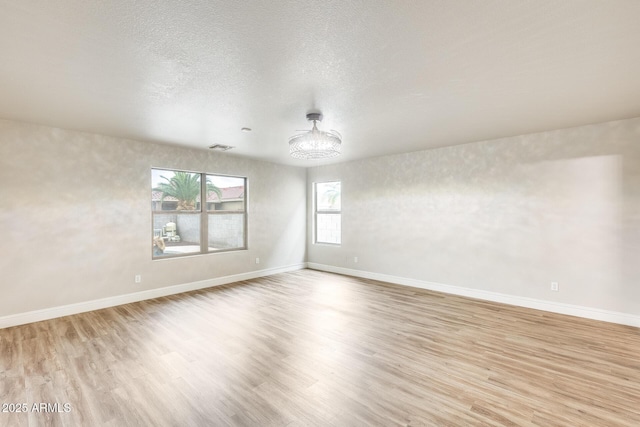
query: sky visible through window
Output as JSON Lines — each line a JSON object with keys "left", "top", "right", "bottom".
{"left": 152, "top": 169, "right": 243, "bottom": 189}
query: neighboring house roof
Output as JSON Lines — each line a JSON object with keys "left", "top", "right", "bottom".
{"left": 152, "top": 186, "right": 244, "bottom": 203}
{"left": 218, "top": 186, "right": 244, "bottom": 200}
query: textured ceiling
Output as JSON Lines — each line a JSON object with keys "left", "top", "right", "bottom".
{"left": 1, "top": 1, "right": 639, "bottom": 166}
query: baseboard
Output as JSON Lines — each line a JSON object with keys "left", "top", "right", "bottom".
{"left": 307, "top": 263, "right": 640, "bottom": 328}
{"left": 6, "top": 263, "right": 638, "bottom": 330}
{"left": 0, "top": 263, "right": 307, "bottom": 329}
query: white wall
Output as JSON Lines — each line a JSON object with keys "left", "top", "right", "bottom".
{"left": 0, "top": 120, "right": 307, "bottom": 318}
{"left": 2, "top": 116, "right": 638, "bottom": 324}
{"left": 307, "top": 117, "right": 640, "bottom": 318}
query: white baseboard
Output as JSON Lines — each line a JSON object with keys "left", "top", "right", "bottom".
{"left": 307, "top": 263, "right": 640, "bottom": 328}
{"left": 0, "top": 263, "right": 307, "bottom": 329}
{"left": 5, "top": 263, "right": 638, "bottom": 330}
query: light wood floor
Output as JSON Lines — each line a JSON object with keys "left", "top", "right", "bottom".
{"left": 1, "top": 270, "right": 639, "bottom": 426}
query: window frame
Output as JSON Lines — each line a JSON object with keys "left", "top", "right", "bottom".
{"left": 205, "top": 173, "right": 248, "bottom": 254}
{"left": 152, "top": 168, "right": 247, "bottom": 259}
{"left": 314, "top": 181, "right": 342, "bottom": 245}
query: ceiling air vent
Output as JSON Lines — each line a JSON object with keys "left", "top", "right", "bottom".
{"left": 208, "top": 144, "right": 234, "bottom": 151}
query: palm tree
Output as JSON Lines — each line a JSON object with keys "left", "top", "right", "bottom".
{"left": 154, "top": 172, "right": 222, "bottom": 210}
{"left": 321, "top": 182, "right": 341, "bottom": 209}
{"left": 205, "top": 180, "right": 223, "bottom": 204}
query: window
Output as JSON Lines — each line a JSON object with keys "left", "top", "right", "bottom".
{"left": 152, "top": 168, "right": 247, "bottom": 258}
{"left": 206, "top": 174, "right": 247, "bottom": 252}
{"left": 314, "top": 181, "right": 341, "bottom": 245}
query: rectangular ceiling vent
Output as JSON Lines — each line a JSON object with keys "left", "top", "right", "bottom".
{"left": 208, "top": 144, "right": 234, "bottom": 152}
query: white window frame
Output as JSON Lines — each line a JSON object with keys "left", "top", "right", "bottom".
{"left": 314, "top": 181, "right": 341, "bottom": 245}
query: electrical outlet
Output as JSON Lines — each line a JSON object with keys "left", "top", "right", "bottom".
{"left": 551, "top": 281, "right": 559, "bottom": 292}
{"left": 135, "top": 275, "right": 141, "bottom": 284}
{"left": 255, "top": 257, "right": 260, "bottom": 264}
{"left": 354, "top": 256, "right": 358, "bottom": 263}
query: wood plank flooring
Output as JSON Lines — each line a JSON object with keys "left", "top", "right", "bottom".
{"left": 1, "top": 269, "right": 639, "bottom": 426}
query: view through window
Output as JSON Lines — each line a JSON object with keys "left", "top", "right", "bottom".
{"left": 152, "top": 169, "right": 247, "bottom": 258}
{"left": 315, "top": 181, "right": 341, "bottom": 245}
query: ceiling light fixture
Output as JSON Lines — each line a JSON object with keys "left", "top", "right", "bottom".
{"left": 289, "top": 112, "right": 341, "bottom": 159}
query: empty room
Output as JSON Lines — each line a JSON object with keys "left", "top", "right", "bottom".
{"left": 1, "top": 1, "right": 639, "bottom": 426}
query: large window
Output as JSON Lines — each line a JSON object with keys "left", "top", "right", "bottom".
{"left": 152, "top": 168, "right": 247, "bottom": 258}
{"left": 314, "top": 181, "right": 341, "bottom": 245}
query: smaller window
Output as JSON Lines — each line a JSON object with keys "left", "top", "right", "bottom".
{"left": 315, "top": 181, "right": 341, "bottom": 245}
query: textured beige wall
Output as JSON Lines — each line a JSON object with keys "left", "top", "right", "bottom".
{"left": 307, "top": 117, "right": 640, "bottom": 315}
{"left": 0, "top": 120, "right": 306, "bottom": 316}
